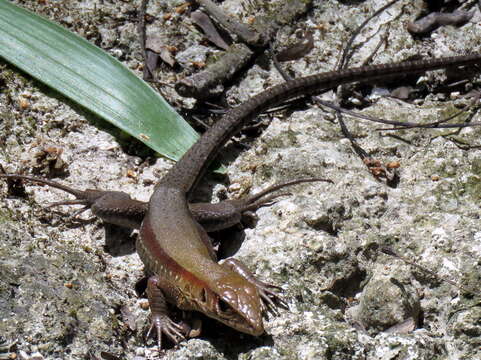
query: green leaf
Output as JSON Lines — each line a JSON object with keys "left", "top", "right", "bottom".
{"left": 0, "top": 0, "right": 199, "bottom": 161}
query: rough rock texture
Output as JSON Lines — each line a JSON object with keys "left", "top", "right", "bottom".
{"left": 0, "top": 0, "right": 480, "bottom": 359}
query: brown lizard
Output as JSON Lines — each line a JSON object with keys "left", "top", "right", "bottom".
{"left": 137, "top": 54, "right": 481, "bottom": 346}
{"left": 2, "top": 54, "right": 481, "bottom": 349}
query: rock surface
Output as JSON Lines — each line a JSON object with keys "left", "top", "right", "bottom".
{"left": 0, "top": 0, "right": 480, "bottom": 359}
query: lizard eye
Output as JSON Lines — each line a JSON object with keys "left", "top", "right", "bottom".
{"left": 218, "top": 299, "right": 231, "bottom": 313}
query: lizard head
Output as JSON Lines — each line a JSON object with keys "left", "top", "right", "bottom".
{"left": 194, "top": 274, "right": 264, "bottom": 336}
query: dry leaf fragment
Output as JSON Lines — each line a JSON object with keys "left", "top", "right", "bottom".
{"left": 191, "top": 10, "right": 230, "bottom": 50}
{"left": 145, "top": 36, "right": 177, "bottom": 68}
{"left": 386, "top": 161, "right": 400, "bottom": 169}
{"left": 175, "top": 2, "right": 191, "bottom": 14}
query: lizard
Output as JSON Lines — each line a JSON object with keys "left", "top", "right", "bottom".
{"left": 135, "top": 53, "right": 481, "bottom": 347}
{"left": 2, "top": 54, "right": 481, "bottom": 349}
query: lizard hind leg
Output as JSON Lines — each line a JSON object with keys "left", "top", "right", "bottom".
{"left": 225, "top": 177, "right": 332, "bottom": 229}
{"left": 0, "top": 173, "right": 147, "bottom": 229}
{"left": 235, "top": 177, "right": 332, "bottom": 213}
{"left": 0, "top": 174, "right": 87, "bottom": 199}
{"left": 0, "top": 173, "right": 112, "bottom": 209}
{"left": 219, "top": 258, "right": 288, "bottom": 317}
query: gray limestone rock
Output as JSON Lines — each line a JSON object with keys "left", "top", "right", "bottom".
{"left": 0, "top": 0, "right": 480, "bottom": 359}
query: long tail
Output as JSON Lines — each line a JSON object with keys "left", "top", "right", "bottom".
{"left": 158, "top": 54, "right": 481, "bottom": 195}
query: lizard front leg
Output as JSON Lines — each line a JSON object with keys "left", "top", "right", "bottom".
{"left": 219, "top": 258, "right": 288, "bottom": 315}
{"left": 145, "top": 276, "right": 188, "bottom": 349}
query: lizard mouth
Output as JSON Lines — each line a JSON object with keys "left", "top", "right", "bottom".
{"left": 193, "top": 276, "right": 265, "bottom": 336}
{"left": 193, "top": 288, "right": 263, "bottom": 334}
{"left": 212, "top": 298, "right": 264, "bottom": 336}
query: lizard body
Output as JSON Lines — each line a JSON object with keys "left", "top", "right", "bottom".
{"left": 2, "top": 54, "right": 481, "bottom": 347}
{"left": 138, "top": 54, "right": 481, "bottom": 344}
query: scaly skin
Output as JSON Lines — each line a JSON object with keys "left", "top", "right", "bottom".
{"left": 0, "top": 174, "right": 326, "bottom": 232}
{"left": 138, "top": 54, "right": 481, "bottom": 342}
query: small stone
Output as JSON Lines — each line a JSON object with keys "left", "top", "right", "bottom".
{"left": 352, "top": 275, "right": 420, "bottom": 334}
{"left": 140, "top": 301, "right": 150, "bottom": 310}
{"left": 18, "top": 97, "right": 30, "bottom": 110}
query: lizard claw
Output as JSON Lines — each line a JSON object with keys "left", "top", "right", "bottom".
{"left": 146, "top": 313, "right": 186, "bottom": 350}
{"left": 256, "top": 281, "right": 288, "bottom": 316}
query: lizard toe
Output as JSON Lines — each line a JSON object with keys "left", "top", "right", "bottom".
{"left": 257, "top": 283, "right": 289, "bottom": 316}
{"left": 146, "top": 314, "right": 187, "bottom": 350}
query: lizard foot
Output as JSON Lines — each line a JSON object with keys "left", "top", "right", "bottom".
{"left": 254, "top": 280, "right": 288, "bottom": 316}
{"left": 146, "top": 313, "right": 186, "bottom": 350}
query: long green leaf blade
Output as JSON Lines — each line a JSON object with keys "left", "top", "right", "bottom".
{"left": 0, "top": 0, "right": 199, "bottom": 161}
